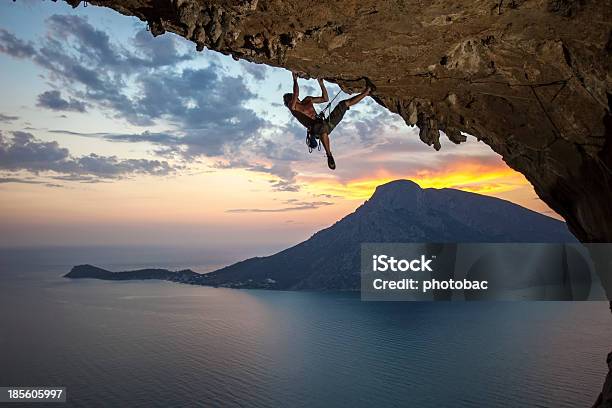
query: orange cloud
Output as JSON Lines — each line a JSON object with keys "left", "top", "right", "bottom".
{"left": 301, "top": 159, "right": 529, "bottom": 200}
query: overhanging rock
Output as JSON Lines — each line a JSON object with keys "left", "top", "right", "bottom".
{"left": 58, "top": 0, "right": 611, "bottom": 245}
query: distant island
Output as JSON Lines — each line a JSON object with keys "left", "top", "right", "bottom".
{"left": 65, "top": 264, "right": 277, "bottom": 289}
{"left": 67, "top": 264, "right": 203, "bottom": 284}
{"left": 65, "top": 180, "right": 576, "bottom": 290}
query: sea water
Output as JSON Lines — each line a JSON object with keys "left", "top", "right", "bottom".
{"left": 0, "top": 247, "right": 610, "bottom": 407}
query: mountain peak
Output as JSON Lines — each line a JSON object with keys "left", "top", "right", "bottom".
{"left": 376, "top": 179, "right": 421, "bottom": 191}
{"left": 368, "top": 179, "right": 423, "bottom": 209}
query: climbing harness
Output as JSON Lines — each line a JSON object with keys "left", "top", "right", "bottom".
{"left": 306, "top": 90, "right": 342, "bottom": 153}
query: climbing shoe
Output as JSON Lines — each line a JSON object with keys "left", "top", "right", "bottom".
{"left": 327, "top": 154, "right": 336, "bottom": 170}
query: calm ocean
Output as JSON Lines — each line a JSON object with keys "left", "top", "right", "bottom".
{"left": 0, "top": 247, "right": 610, "bottom": 407}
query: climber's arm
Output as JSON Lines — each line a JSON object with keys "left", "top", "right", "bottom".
{"left": 289, "top": 72, "right": 299, "bottom": 109}
{"left": 308, "top": 78, "right": 329, "bottom": 104}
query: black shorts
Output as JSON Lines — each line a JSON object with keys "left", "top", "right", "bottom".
{"left": 326, "top": 101, "right": 349, "bottom": 133}
{"left": 310, "top": 101, "right": 349, "bottom": 138}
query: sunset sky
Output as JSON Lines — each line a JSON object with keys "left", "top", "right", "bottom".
{"left": 0, "top": 2, "right": 557, "bottom": 253}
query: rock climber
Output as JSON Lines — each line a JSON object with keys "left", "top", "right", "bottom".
{"left": 283, "top": 72, "right": 371, "bottom": 170}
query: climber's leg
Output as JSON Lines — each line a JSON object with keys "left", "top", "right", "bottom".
{"left": 343, "top": 86, "right": 371, "bottom": 108}
{"left": 326, "top": 87, "right": 371, "bottom": 133}
{"left": 319, "top": 132, "right": 332, "bottom": 156}
{"left": 318, "top": 132, "right": 336, "bottom": 170}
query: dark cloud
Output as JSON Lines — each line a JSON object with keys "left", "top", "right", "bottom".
{"left": 0, "top": 131, "right": 71, "bottom": 172}
{"left": 313, "top": 193, "right": 342, "bottom": 199}
{"left": 0, "top": 29, "right": 36, "bottom": 58}
{"left": 133, "top": 67, "right": 265, "bottom": 155}
{"left": 0, "top": 15, "right": 266, "bottom": 155}
{"left": 0, "top": 113, "right": 19, "bottom": 123}
{"left": 0, "top": 131, "right": 177, "bottom": 180}
{"left": 0, "top": 16, "right": 313, "bottom": 191}
{"left": 2, "top": 15, "right": 258, "bottom": 132}
{"left": 226, "top": 200, "right": 333, "bottom": 213}
{"left": 72, "top": 154, "right": 175, "bottom": 178}
{"left": 49, "top": 174, "right": 113, "bottom": 184}
{"left": 353, "top": 113, "right": 389, "bottom": 143}
{"left": 0, "top": 177, "right": 62, "bottom": 188}
{"left": 40, "top": 15, "right": 192, "bottom": 72}
{"left": 48, "top": 129, "right": 181, "bottom": 145}
{"left": 37, "top": 90, "right": 87, "bottom": 112}
{"left": 49, "top": 126, "right": 304, "bottom": 190}
{"left": 243, "top": 129, "right": 303, "bottom": 161}
{"left": 241, "top": 61, "right": 268, "bottom": 81}
{"left": 301, "top": 84, "right": 317, "bottom": 96}
{"left": 130, "top": 26, "right": 194, "bottom": 68}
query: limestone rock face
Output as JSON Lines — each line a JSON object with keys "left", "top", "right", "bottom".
{"left": 59, "top": 0, "right": 611, "bottom": 244}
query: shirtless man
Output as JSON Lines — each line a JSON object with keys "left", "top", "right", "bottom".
{"left": 283, "top": 72, "right": 371, "bottom": 169}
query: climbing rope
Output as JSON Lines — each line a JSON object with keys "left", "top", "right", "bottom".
{"left": 318, "top": 90, "right": 342, "bottom": 120}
